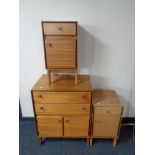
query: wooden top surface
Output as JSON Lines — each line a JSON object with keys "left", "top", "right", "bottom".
{"left": 93, "top": 89, "right": 123, "bottom": 107}
{"left": 32, "top": 74, "right": 92, "bottom": 92}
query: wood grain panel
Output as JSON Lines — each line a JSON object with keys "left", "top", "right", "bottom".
{"left": 33, "top": 92, "right": 91, "bottom": 104}
{"left": 43, "top": 23, "right": 76, "bottom": 35}
{"left": 93, "top": 117, "right": 120, "bottom": 137}
{"left": 94, "top": 107, "right": 122, "bottom": 116}
{"left": 35, "top": 104, "right": 90, "bottom": 115}
{"left": 64, "top": 117, "right": 89, "bottom": 136}
{"left": 37, "top": 115, "right": 63, "bottom": 136}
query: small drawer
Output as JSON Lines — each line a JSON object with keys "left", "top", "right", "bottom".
{"left": 45, "top": 39, "right": 76, "bottom": 50}
{"left": 34, "top": 104, "right": 90, "bottom": 115}
{"left": 43, "top": 22, "right": 77, "bottom": 35}
{"left": 94, "top": 107, "right": 122, "bottom": 116}
{"left": 33, "top": 92, "right": 91, "bottom": 104}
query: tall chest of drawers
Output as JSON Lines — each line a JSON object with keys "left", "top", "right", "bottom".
{"left": 31, "top": 74, "right": 92, "bottom": 144}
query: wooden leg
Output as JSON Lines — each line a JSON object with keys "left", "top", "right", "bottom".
{"left": 38, "top": 137, "right": 42, "bottom": 145}
{"left": 75, "top": 71, "right": 78, "bottom": 84}
{"left": 48, "top": 70, "right": 51, "bottom": 85}
{"left": 89, "top": 138, "right": 93, "bottom": 146}
{"left": 86, "top": 138, "right": 90, "bottom": 146}
{"left": 113, "top": 138, "right": 117, "bottom": 147}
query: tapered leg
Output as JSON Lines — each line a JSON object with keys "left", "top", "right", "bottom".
{"left": 75, "top": 71, "right": 78, "bottom": 84}
{"left": 38, "top": 137, "right": 42, "bottom": 145}
{"left": 86, "top": 138, "right": 89, "bottom": 146}
{"left": 89, "top": 138, "right": 93, "bottom": 146}
{"left": 113, "top": 138, "right": 117, "bottom": 147}
{"left": 48, "top": 70, "right": 51, "bottom": 85}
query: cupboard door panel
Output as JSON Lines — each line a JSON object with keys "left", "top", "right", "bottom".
{"left": 93, "top": 117, "right": 120, "bottom": 137}
{"left": 64, "top": 117, "right": 89, "bottom": 137}
{"left": 36, "top": 115, "right": 63, "bottom": 137}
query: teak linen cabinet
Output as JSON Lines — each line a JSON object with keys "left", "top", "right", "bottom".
{"left": 31, "top": 74, "right": 92, "bottom": 145}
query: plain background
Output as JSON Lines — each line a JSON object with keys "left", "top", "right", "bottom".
{"left": 19, "top": 0, "right": 135, "bottom": 117}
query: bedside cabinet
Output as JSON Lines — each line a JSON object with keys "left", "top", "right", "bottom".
{"left": 90, "top": 89, "right": 123, "bottom": 146}
{"left": 31, "top": 74, "right": 92, "bottom": 145}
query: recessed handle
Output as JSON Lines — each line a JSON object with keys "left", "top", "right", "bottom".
{"left": 38, "top": 95, "right": 43, "bottom": 99}
{"left": 57, "top": 119, "right": 62, "bottom": 123}
{"left": 81, "top": 94, "right": 88, "bottom": 100}
{"left": 57, "top": 27, "right": 62, "bottom": 31}
{"left": 82, "top": 106, "right": 86, "bottom": 110}
{"left": 48, "top": 43, "right": 52, "bottom": 47}
{"left": 40, "top": 106, "right": 45, "bottom": 111}
{"left": 65, "top": 119, "right": 69, "bottom": 123}
{"left": 106, "top": 110, "right": 111, "bottom": 113}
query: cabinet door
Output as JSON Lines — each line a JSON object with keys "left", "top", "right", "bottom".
{"left": 64, "top": 116, "right": 89, "bottom": 137}
{"left": 93, "top": 117, "right": 120, "bottom": 137}
{"left": 37, "top": 115, "right": 63, "bottom": 137}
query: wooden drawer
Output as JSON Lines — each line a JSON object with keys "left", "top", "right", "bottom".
{"left": 36, "top": 115, "right": 63, "bottom": 136}
{"left": 43, "top": 22, "right": 77, "bottom": 35}
{"left": 64, "top": 116, "right": 89, "bottom": 137}
{"left": 46, "top": 49, "right": 76, "bottom": 69}
{"left": 33, "top": 92, "right": 91, "bottom": 104}
{"left": 35, "top": 104, "right": 90, "bottom": 115}
{"left": 94, "top": 107, "right": 122, "bottom": 116}
{"left": 45, "top": 39, "right": 76, "bottom": 50}
{"left": 93, "top": 117, "right": 120, "bottom": 137}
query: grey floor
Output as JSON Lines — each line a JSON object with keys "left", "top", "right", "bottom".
{"left": 19, "top": 121, "right": 135, "bottom": 155}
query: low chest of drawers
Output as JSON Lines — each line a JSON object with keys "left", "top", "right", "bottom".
{"left": 31, "top": 74, "right": 92, "bottom": 145}
{"left": 90, "top": 89, "right": 123, "bottom": 146}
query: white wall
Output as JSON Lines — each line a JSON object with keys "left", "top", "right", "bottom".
{"left": 19, "top": 0, "right": 135, "bottom": 117}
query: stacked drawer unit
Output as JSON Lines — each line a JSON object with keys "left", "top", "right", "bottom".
{"left": 31, "top": 74, "right": 92, "bottom": 144}
{"left": 90, "top": 89, "right": 123, "bottom": 146}
{"left": 42, "top": 21, "right": 77, "bottom": 69}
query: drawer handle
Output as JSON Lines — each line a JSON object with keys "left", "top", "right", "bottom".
{"left": 38, "top": 95, "right": 43, "bottom": 99}
{"left": 57, "top": 27, "right": 62, "bottom": 31}
{"left": 82, "top": 94, "right": 88, "bottom": 100}
{"left": 57, "top": 119, "right": 62, "bottom": 123}
{"left": 82, "top": 106, "right": 86, "bottom": 110}
{"left": 65, "top": 120, "right": 69, "bottom": 123}
{"left": 40, "top": 107, "right": 45, "bottom": 111}
{"left": 48, "top": 43, "right": 52, "bottom": 47}
{"left": 106, "top": 110, "right": 111, "bottom": 113}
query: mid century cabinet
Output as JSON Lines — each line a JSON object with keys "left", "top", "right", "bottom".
{"left": 90, "top": 89, "right": 123, "bottom": 146}
{"left": 31, "top": 74, "right": 92, "bottom": 145}
{"left": 42, "top": 21, "right": 78, "bottom": 84}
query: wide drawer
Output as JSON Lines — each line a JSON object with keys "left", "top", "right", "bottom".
{"left": 33, "top": 92, "right": 91, "bottom": 104}
{"left": 35, "top": 104, "right": 90, "bottom": 115}
{"left": 43, "top": 22, "right": 77, "bottom": 35}
{"left": 94, "top": 107, "right": 122, "bottom": 116}
{"left": 45, "top": 39, "right": 76, "bottom": 50}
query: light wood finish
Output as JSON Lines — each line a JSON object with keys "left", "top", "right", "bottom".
{"left": 37, "top": 116, "right": 63, "bottom": 136}
{"left": 31, "top": 74, "right": 92, "bottom": 92}
{"left": 33, "top": 92, "right": 91, "bottom": 104}
{"left": 43, "top": 22, "right": 77, "bottom": 35}
{"left": 93, "top": 117, "right": 121, "bottom": 137}
{"left": 94, "top": 107, "right": 122, "bottom": 116}
{"left": 35, "top": 104, "right": 90, "bottom": 115}
{"left": 64, "top": 117, "right": 89, "bottom": 137}
{"left": 31, "top": 74, "right": 92, "bottom": 145}
{"left": 42, "top": 21, "right": 78, "bottom": 83}
{"left": 91, "top": 89, "right": 123, "bottom": 146}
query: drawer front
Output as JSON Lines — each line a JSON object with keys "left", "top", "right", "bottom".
{"left": 33, "top": 92, "right": 91, "bottom": 104}
{"left": 94, "top": 107, "right": 122, "bottom": 116}
{"left": 35, "top": 104, "right": 90, "bottom": 115}
{"left": 36, "top": 115, "right": 63, "bottom": 136}
{"left": 46, "top": 49, "right": 76, "bottom": 69}
{"left": 43, "top": 23, "right": 77, "bottom": 35}
{"left": 45, "top": 39, "right": 76, "bottom": 50}
{"left": 64, "top": 116, "right": 89, "bottom": 137}
{"left": 93, "top": 117, "right": 120, "bottom": 137}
